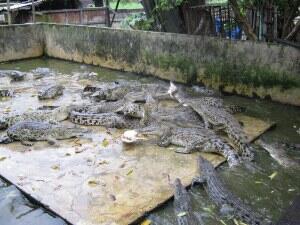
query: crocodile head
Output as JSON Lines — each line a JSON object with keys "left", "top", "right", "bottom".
{"left": 52, "top": 106, "right": 71, "bottom": 121}
{"left": 174, "top": 178, "right": 185, "bottom": 199}
{"left": 91, "top": 89, "right": 109, "bottom": 101}
{"left": 0, "top": 118, "right": 8, "bottom": 130}
{"left": 115, "top": 102, "right": 144, "bottom": 118}
{"left": 55, "top": 125, "right": 88, "bottom": 139}
{"left": 198, "top": 156, "right": 215, "bottom": 176}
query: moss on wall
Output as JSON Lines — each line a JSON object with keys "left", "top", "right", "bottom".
{"left": 202, "top": 61, "right": 300, "bottom": 90}
{"left": 143, "top": 51, "right": 197, "bottom": 84}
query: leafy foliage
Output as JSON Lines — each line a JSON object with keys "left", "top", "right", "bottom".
{"left": 121, "top": 13, "right": 154, "bottom": 30}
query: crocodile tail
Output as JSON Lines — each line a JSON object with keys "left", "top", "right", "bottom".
{"left": 207, "top": 138, "right": 241, "bottom": 167}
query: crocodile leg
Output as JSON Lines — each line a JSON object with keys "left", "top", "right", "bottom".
{"left": 21, "top": 140, "right": 35, "bottom": 146}
{"left": 47, "top": 138, "right": 59, "bottom": 146}
{"left": 0, "top": 135, "right": 13, "bottom": 144}
{"left": 191, "top": 175, "right": 206, "bottom": 187}
{"left": 157, "top": 136, "right": 171, "bottom": 147}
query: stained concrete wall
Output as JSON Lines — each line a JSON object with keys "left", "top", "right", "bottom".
{"left": 0, "top": 24, "right": 44, "bottom": 62}
{"left": 43, "top": 23, "right": 300, "bottom": 105}
{"left": 0, "top": 23, "right": 299, "bottom": 105}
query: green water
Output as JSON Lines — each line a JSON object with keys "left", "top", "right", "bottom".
{"left": 0, "top": 58, "right": 299, "bottom": 225}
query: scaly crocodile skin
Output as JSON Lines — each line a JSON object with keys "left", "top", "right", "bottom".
{"left": 194, "top": 156, "right": 272, "bottom": 225}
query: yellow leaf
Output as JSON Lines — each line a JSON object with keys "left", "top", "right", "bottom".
{"left": 88, "top": 180, "right": 98, "bottom": 187}
{"left": 0, "top": 156, "right": 7, "bottom": 161}
{"left": 98, "top": 160, "right": 109, "bottom": 165}
{"left": 220, "top": 220, "right": 228, "bottom": 225}
{"left": 268, "top": 172, "right": 278, "bottom": 180}
{"left": 233, "top": 219, "right": 239, "bottom": 225}
{"left": 51, "top": 164, "right": 60, "bottom": 170}
{"left": 102, "top": 138, "right": 109, "bottom": 147}
{"left": 126, "top": 169, "right": 133, "bottom": 176}
{"left": 288, "top": 188, "right": 295, "bottom": 192}
{"left": 177, "top": 212, "right": 187, "bottom": 217}
{"left": 140, "top": 219, "right": 151, "bottom": 225}
{"left": 203, "top": 207, "right": 213, "bottom": 213}
{"left": 255, "top": 181, "right": 263, "bottom": 184}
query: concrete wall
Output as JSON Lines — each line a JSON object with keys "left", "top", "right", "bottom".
{"left": 0, "top": 24, "right": 44, "bottom": 62}
{"left": 42, "top": 23, "right": 300, "bottom": 105}
{"left": 0, "top": 23, "right": 299, "bottom": 105}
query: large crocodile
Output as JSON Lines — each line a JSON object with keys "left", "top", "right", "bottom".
{"left": 69, "top": 111, "right": 141, "bottom": 129}
{"left": 173, "top": 178, "right": 201, "bottom": 225}
{"left": 193, "top": 156, "right": 272, "bottom": 225}
{"left": 89, "top": 82, "right": 169, "bottom": 102}
{"left": 0, "top": 121, "right": 86, "bottom": 146}
{"left": 38, "top": 85, "right": 65, "bottom": 100}
{"left": 168, "top": 82, "right": 254, "bottom": 161}
{"left": 132, "top": 124, "right": 240, "bottom": 167}
{"left": 0, "top": 106, "right": 70, "bottom": 130}
{"left": 256, "top": 139, "right": 299, "bottom": 168}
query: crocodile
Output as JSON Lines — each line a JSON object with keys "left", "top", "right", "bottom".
{"left": 38, "top": 85, "right": 65, "bottom": 100}
{"left": 133, "top": 124, "right": 240, "bottom": 167}
{"left": 90, "top": 82, "right": 144, "bottom": 101}
{"left": 89, "top": 82, "right": 169, "bottom": 102}
{"left": 0, "top": 106, "right": 70, "bottom": 130}
{"left": 69, "top": 111, "right": 141, "bottom": 129}
{"left": 0, "top": 89, "right": 13, "bottom": 97}
{"left": 8, "top": 71, "right": 26, "bottom": 82}
{"left": 168, "top": 82, "right": 254, "bottom": 161}
{"left": 70, "top": 98, "right": 145, "bottom": 119}
{"left": 276, "top": 195, "right": 300, "bottom": 225}
{"left": 0, "top": 121, "right": 86, "bottom": 146}
{"left": 173, "top": 178, "right": 201, "bottom": 225}
{"left": 31, "top": 67, "right": 53, "bottom": 79}
{"left": 256, "top": 139, "right": 299, "bottom": 168}
{"left": 193, "top": 156, "right": 272, "bottom": 225}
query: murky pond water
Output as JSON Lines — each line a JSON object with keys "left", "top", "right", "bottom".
{"left": 0, "top": 58, "right": 299, "bottom": 225}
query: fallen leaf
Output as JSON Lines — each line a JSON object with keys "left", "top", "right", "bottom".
{"left": 51, "top": 164, "right": 60, "bottom": 170}
{"left": 98, "top": 160, "right": 109, "bottom": 165}
{"left": 140, "top": 219, "right": 151, "bottom": 225}
{"left": 0, "top": 156, "right": 7, "bottom": 161}
{"left": 220, "top": 220, "right": 228, "bottom": 225}
{"left": 202, "top": 207, "right": 213, "bottom": 213}
{"left": 88, "top": 180, "right": 98, "bottom": 187}
{"left": 268, "top": 172, "right": 278, "bottom": 180}
{"left": 109, "top": 194, "right": 116, "bottom": 201}
{"left": 233, "top": 219, "right": 239, "bottom": 225}
{"left": 288, "top": 188, "right": 295, "bottom": 192}
{"left": 177, "top": 212, "right": 187, "bottom": 217}
{"left": 102, "top": 138, "right": 110, "bottom": 147}
{"left": 239, "top": 221, "right": 248, "bottom": 225}
{"left": 255, "top": 181, "right": 263, "bottom": 184}
{"left": 126, "top": 169, "right": 133, "bottom": 176}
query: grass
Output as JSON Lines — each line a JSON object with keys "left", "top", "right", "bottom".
{"left": 109, "top": 1, "right": 143, "bottom": 9}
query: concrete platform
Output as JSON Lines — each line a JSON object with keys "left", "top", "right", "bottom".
{"left": 0, "top": 115, "right": 273, "bottom": 225}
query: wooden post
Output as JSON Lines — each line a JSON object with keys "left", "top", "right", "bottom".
{"left": 6, "top": 0, "right": 11, "bottom": 25}
{"left": 273, "top": 6, "right": 277, "bottom": 39}
{"left": 105, "top": 0, "right": 111, "bottom": 27}
{"left": 32, "top": 0, "right": 35, "bottom": 23}
{"left": 80, "top": 8, "right": 83, "bottom": 24}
